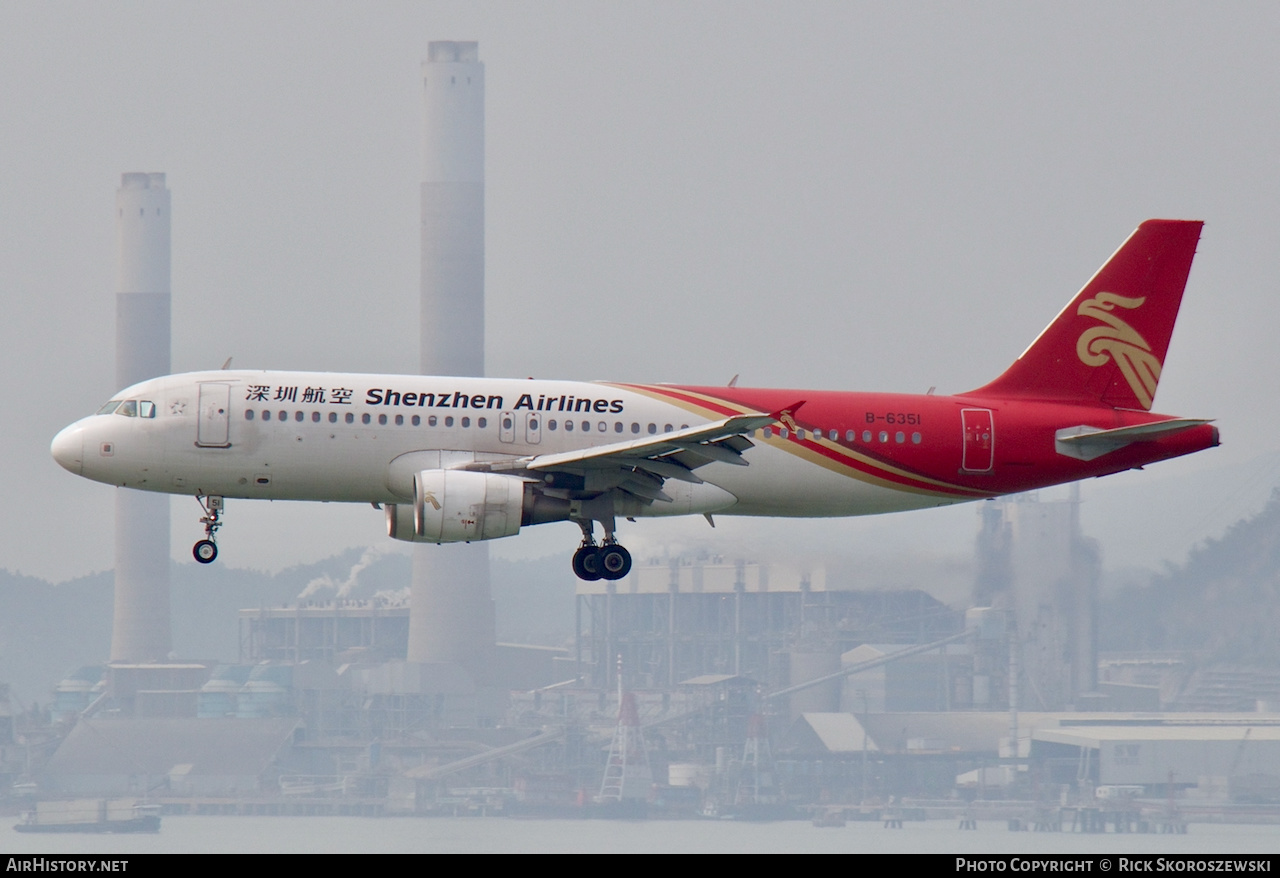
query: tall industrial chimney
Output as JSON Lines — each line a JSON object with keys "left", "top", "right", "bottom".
{"left": 111, "top": 172, "right": 172, "bottom": 662}
{"left": 408, "top": 42, "right": 497, "bottom": 679}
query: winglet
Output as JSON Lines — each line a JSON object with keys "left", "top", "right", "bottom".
{"left": 771, "top": 400, "right": 807, "bottom": 430}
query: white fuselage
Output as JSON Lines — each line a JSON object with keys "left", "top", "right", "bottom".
{"left": 51, "top": 370, "right": 956, "bottom": 529}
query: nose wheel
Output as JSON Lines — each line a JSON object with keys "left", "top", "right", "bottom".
{"left": 193, "top": 495, "right": 224, "bottom": 565}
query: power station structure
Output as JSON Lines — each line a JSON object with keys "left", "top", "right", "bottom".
{"left": 111, "top": 172, "right": 172, "bottom": 663}
{"left": 408, "top": 41, "right": 498, "bottom": 682}
{"left": 975, "top": 489, "right": 1100, "bottom": 711}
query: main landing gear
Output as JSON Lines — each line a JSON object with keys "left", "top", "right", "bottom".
{"left": 571, "top": 519, "right": 632, "bottom": 582}
{"left": 193, "top": 495, "right": 224, "bottom": 564}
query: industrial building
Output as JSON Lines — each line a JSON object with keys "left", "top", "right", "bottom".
{"left": 575, "top": 557, "right": 961, "bottom": 695}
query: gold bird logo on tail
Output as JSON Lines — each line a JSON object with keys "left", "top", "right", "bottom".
{"left": 1075, "top": 292, "right": 1162, "bottom": 409}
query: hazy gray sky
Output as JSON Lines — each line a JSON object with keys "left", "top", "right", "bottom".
{"left": 4, "top": 2, "right": 1279, "bottom": 581}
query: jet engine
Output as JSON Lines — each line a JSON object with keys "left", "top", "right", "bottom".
{"left": 385, "top": 469, "right": 528, "bottom": 543}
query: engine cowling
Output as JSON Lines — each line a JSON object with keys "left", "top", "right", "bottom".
{"left": 389, "top": 469, "right": 528, "bottom": 543}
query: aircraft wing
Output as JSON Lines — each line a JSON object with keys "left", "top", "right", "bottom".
{"left": 469, "top": 408, "right": 787, "bottom": 502}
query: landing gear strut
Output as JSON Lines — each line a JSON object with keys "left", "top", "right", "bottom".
{"left": 570, "top": 518, "right": 632, "bottom": 582}
{"left": 193, "top": 495, "right": 224, "bottom": 564}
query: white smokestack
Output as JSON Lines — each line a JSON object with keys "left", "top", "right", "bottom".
{"left": 408, "top": 42, "right": 497, "bottom": 680}
{"left": 111, "top": 172, "right": 172, "bottom": 662}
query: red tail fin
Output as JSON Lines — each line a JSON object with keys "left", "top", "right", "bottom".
{"left": 967, "top": 219, "right": 1203, "bottom": 410}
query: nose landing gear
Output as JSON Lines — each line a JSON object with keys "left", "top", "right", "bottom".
{"left": 193, "top": 495, "right": 224, "bottom": 564}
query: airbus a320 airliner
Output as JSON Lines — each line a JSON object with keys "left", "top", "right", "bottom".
{"left": 52, "top": 220, "right": 1218, "bottom": 581}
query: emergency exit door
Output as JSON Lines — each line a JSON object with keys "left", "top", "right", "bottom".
{"left": 961, "top": 408, "right": 993, "bottom": 472}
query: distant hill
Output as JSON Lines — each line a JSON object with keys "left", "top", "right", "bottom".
{"left": 1100, "top": 488, "right": 1280, "bottom": 666}
{"left": 0, "top": 568, "right": 113, "bottom": 706}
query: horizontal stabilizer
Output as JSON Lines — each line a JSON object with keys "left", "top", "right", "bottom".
{"left": 1055, "top": 418, "right": 1212, "bottom": 461}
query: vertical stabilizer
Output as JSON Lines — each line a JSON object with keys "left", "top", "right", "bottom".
{"left": 967, "top": 220, "right": 1203, "bottom": 410}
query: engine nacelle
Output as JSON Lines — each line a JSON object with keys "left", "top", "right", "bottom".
{"left": 384, "top": 502, "right": 418, "bottom": 541}
{"left": 388, "top": 469, "right": 528, "bottom": 543}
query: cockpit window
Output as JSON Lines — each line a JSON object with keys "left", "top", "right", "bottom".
{"left": 116, "top": 400, "right": 138, "bottom": 417}
{"left": 139, "top": 401, "right": 156, "bottom": 419}
{"left": 97, "top": 400, "right": 122, "bottom": 415}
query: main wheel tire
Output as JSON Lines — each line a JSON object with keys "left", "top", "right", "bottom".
{"left": 193, "top": 539, "right": 218, "bottom": 564}
{"left": 572, "top": 546, "right": 603, "bottom": 581}
{"left": 599, "top": 544, "right": 632, "bottom": 580}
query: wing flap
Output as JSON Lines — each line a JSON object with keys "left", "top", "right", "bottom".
{"left": 457, "top": 404, "right": 793, "bottom": 509}
{"left": 523, "top": 410, "right": 776, "bottom": 473}
{"left": 462, "top": 408, "right": 776, "bottom": 504}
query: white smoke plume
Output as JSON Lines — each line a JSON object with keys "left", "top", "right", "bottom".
{"left": 297, "top": 544, "right": 400, "bottom": 601}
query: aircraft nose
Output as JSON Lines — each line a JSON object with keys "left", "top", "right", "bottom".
{"left": 51, "top": 423, "right": 85, "bottom": 475}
